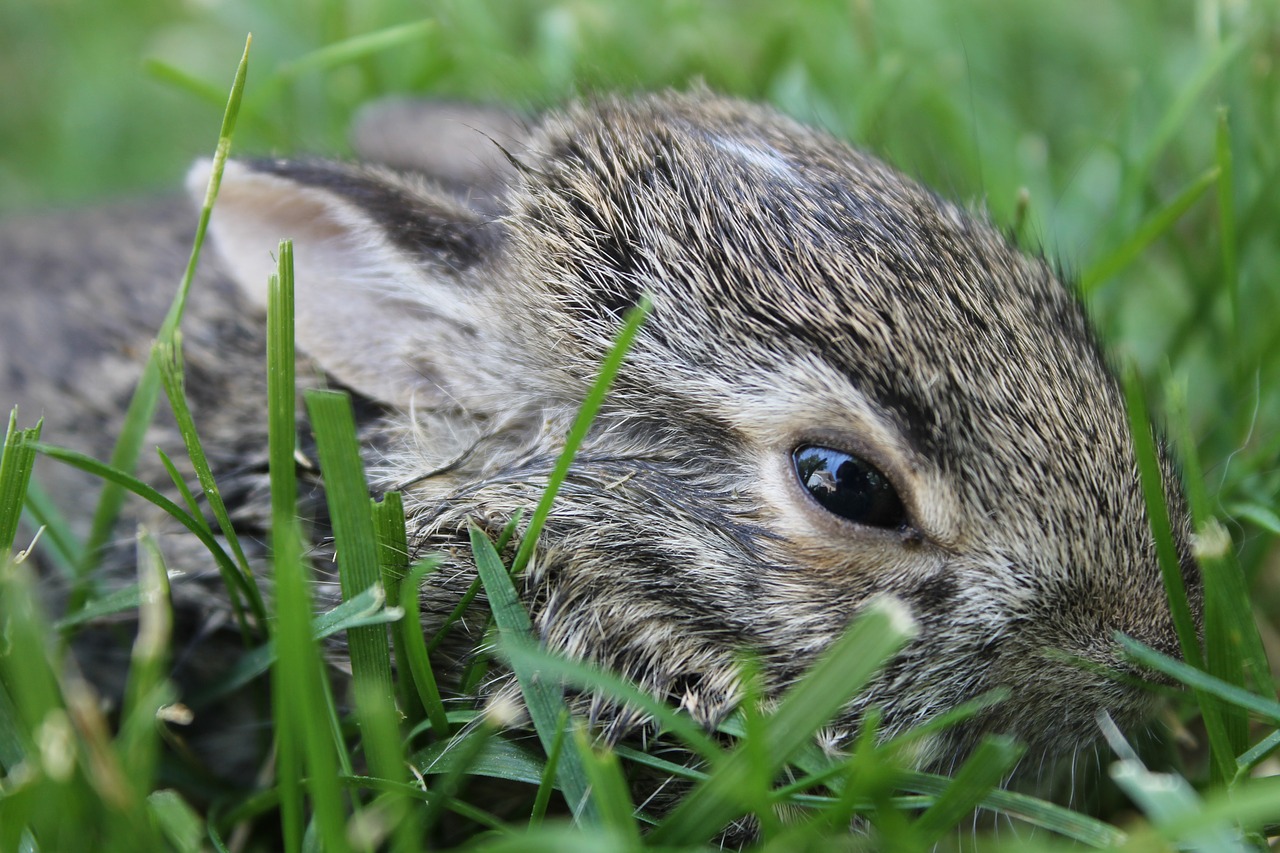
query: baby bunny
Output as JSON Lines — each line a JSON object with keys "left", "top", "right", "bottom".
{"left": 1, "top": 90, "right": 1199, "bottom": 775}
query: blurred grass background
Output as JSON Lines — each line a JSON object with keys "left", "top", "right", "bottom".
{"left": 3, "top": 0, "right": 1278, "bottom": 734}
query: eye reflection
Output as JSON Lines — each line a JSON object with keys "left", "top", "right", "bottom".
{"left": 793, "top": 445, "right": 906, "bottom": 530}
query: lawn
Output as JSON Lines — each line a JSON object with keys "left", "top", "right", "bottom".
{"left": 1, "top": 0, "right": 1278, "bottom": 850}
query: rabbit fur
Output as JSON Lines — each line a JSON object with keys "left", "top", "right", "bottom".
{"left": 0, "top": 89, "right": 1201, "bottom": 779}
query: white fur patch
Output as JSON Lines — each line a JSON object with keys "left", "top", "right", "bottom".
{"left": 711, "top": 135, "right": 798, "bottom": 181}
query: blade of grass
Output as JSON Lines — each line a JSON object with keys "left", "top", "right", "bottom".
{"left": 147, "top": 790, "right": 205, "bottom": 853}
{"left": 1124, "top": 37, "right": 1242, "bottom": 204}
{"left": 0, "top": 413, "right": 45, "bottom": 779}
{"left": 32, "top": 442, "right": 255, "bottom": 606}
{"left": 421, "top": 715, "right": 496, "bottom": 836}
{"left": 155, "top": 449, "right": 210, "bottom": 534}
{"left": 1121, "top": 367, "right": 1235, "bottom": 783}
{"left": 189, "top": 585, "right": 398, "bottom": 706}
{"left": 510, "top": 296, "right": 651, "bottom": 576}
{"left": 913, "top": 735, "right": 1025, "bottom": 843}
{"left": 306, "top": 388, "right": 396, "bottom": 706}
{"left": 470, "top": 525, "right": 598, "bottom": 824}
{"left": 153, "top": 447, "right": 256, "bottom": 640}
{"left": 266, "top": 244, "right": 351, "bottom": 853}
{"left": 1161, "top": 774, "right": 1280, "bottom": 845}
{"left": 156, "top": 337, "right": 265, "bottom": 624}
{"left": 118, "top": 530, "right": 175, "bottom": 795}
{"left": 244, "top": 21, "right": 437, "bottom": 121}
{"left": 143, "top": 59, "right": 236, "bottom": 110}
{"left": 1234, "top": 728, "right": 1280, "bottom": 780}
{"left": 0, "top": 675, "right": 27, "bottom": 773}
{"left": 897, "top": 772, "right": 1126, "bottom": 847}
{"left": 1081, "top": 166, "right": 1220, "bottom": 295}
{"left": 1215, "top": 107, "right": 1240, "bottom": 344}
{"left": 353, "top": 680, "right": 419, "bottom": 853}
{"left": 649, "top": 597, "right": 918, "bottom": 846}
{"left": 77, "top": 36, "right": 251, "bottom": 596}
{"left": 499, "top": 635, "right": 722, "bottom": 761}
{"left": 426, "top": 509, "right": 524, "bottom": 654}
{"left": 1110, "top": 758, "right": 1248, "bottom": 853}
{"left": 372, "top": 492, "right": 415, "bottom": 715}
{"left": 278, "top": 20, "right": 435, "bottom": 80}
{"left": 20, "top": 479, "right": 82, "bottom": 577}
{"left": 573, "top": 725, "right": 640, "bottom": 843}
{"left": 0, "top": 410, "right": 41, "bottom": 554}
{"left": 398, "top": 556, "right": 451, "bottom": 739}
{"left": 530, "top": 710, "right": 570, "bottom": 827}
{"left": 413, "top": 732, "right": 547, "bottom": 789}
{"left": 1117, "top": 634, "right": 1280, "bottom": 723}
{"left": 1167, "top": 380, "right": 1265, "bottom": 753}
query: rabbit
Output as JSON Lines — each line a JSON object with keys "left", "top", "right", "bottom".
{"left": 0, "top": 89, "right": 1201, "bottom": 783}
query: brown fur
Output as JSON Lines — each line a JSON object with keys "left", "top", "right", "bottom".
{"left": 1, "top": 90, "right": 1200, "bottom": 779}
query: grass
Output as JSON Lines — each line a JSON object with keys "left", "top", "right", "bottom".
{"left": 2, "top": 0, "right": 1279, "bottom": 850}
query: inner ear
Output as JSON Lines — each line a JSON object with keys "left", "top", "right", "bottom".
{"left": 189, "top": 158, "right": 502, "bottom": 410}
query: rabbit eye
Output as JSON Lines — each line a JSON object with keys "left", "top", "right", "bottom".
{"left": 793, "top": 445, "right": 907, "bottom": 530}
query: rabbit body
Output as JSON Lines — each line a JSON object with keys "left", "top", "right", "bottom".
{"left": 0, "top": 91, "right": 1199, "bottom": 772}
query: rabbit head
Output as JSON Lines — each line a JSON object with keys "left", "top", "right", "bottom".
{"left": 196, "top": 90, "right": 1201, "bottom": 765}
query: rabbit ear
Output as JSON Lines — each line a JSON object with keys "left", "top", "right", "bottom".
{"left": 188, "top": 158, "right": 503, "bottom": 409}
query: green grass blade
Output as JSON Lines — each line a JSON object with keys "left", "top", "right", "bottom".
{"left": 147, "top": 790, "right": 205, "bottom": 853}
{"left": 0, "top": 675, "right": 28, "bottom": 773}
{"left": 32, "top": 442, "right": 254, "bottom": 605}
{"left": 897, "top": 772, "right": 1126, "bottom": 847}
{"left": 305, "top": 389, "right": 396, "bottom": 705}
{"left": 52, "top": 584, "right": 139, "bottom": 633}
{"left": 1081, "top": 166, "right": 1220, "bottom": 295}
{"left": 573, "top": 726, "right": 640, "bottom": 843}
{"left": 1117, "top": 634, "right": 1280, "bottom": 724}
{"left": 398, "top": 556, "right": 451, "bottom": 739}
{"left": 913, "top": 735, "right": 1025, "bottom": 843}
{"left": 266, "top": 241, "right": 298, "bottom": 552}
{"left": 190, "top": 584, "right": 397, "bottom": 707}
{"left": 1215, "top": 107, "right": 1240, "bottom": 342}
{"left": 78, "top": 35, "right": 250, "bottom": 586}
{"left": 426, "top": 510, "right": 523, "bottom": 657}
{"left": 1235, "top": 728, "right": 1280, "bottom": 780}
{"left": 142, "top": 58, "right": 234, "bottom": 111}
{"left": 469, "top": 525, "right": 598, "bottom": 825}
{"left": 530, "top": 710, "right": 569, "bottom": 827}
{"left": 1120, "top": 367, "right": 1235, "bottom": 783}
{"left": 413, "top": 733, "right": 547, "bottom": 789}
{"left": 421, "top": 716, "right": 496, "bottom": 835}
{"left": 510, "top": 296, "right": 650, "bottom": 576}
{"left": 155, "top": 448, "right": 210, "bottom": 533}
{"left": 1119, "top": 369, "right": 1203, "bottom": 664}
{"left": 1161, "top": 774, "right": 1280, "bottom": 845}
{"left": 1229, "top": 502, "right": 1280, "bottom": 537}
{"left": 1167, "top": 382, "right": 1265, "bottom": 752}
{"left": 499, "top": 636, "right": 722, "bottom": 761}
{"left": 156, "top": 336, "right": 265, "bottom": 624}
{"left": 1110, "top": 758, "right": 1248, "bottom": 853}
{"left": 372, "top": 491, "right": 415, "bottom": 712}
{"left": 21, "top": 479, "right": 83, "bottom": 578}
{"left": 0, "top": 410, "right": 41, "bottom": 555}
{"left": 1126, "top": 37, "right": 1242, "bottom": 201}
{"left": 266, "top": 242, "right": 350, "bottom": 853}
{"left": 278, "top": 20, "right": 435, "bottom": 79}
{"left": 649, "top": 597, "right": 918, "bottom": 846}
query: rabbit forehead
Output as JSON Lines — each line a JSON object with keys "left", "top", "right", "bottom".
{"left": 510, "top": 96, "right": 1131, "bottom": 479}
